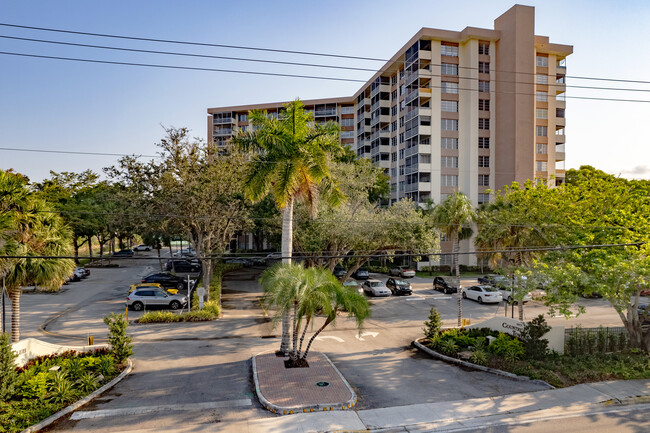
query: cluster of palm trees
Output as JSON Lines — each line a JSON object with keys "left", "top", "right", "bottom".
{"left": 0, "top": 171, "right": 75, "bottom": 343}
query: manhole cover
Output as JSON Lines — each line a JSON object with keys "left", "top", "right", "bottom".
{"left": 316, "top": 381, "right": 330, "bottom": 387}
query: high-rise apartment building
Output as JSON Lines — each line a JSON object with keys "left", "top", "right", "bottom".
{"left": 207, "top": 5, "right": 572, "bottom": 260}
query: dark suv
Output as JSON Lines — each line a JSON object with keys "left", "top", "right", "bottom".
{"left": 433, "top": 276, "right": 458, "bottom": 294}
{"left": 141, "top": 273, "right": 193, "bottom": 291}
{"left": 165, "top": 259, "right": 202, "bottom": 273}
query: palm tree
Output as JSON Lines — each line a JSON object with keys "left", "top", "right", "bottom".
{"left": 432, "top": 192, "right": 476, "bottom": 327}
{"left": 260, "top": 263, "right": 369, "bottom": 365}
{"left": 232, "top": 99, "right": 346, "bottom": 355}
{"left": 0, "top": 170, "right": 75, "bottom": 343}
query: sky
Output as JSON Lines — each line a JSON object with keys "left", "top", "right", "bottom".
{"left": 1, "top": 0, "right": 650, "bottom": 182}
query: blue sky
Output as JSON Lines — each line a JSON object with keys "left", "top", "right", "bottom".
{"left": 1, "top": 0, "right": 649, "bottom": 182}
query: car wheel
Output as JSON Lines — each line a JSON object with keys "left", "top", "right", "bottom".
{"left": 462, "top": 292, "right": 467, "bottom": 299}
{"left": 507, "top": 296, "right": 513, "bottom": 303}
{"left": 444, "top": 288, "right": 450, "bottom": 294}
{"left": 478, "top": 296, "right": 483, "bottom": 304}
{"left": 170, "top": 301, "right": 181, "bottom": 310}
{"left": 132, "top": 302, "right": 144, "bottom": 311}
{"left": 177, "top": 282, "right": 184, "bottom": 290}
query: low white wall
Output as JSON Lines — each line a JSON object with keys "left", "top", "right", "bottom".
{"left": 11, "top": 338, "right": 108, "bottom": 367}
{"left": 467, "top": 317, "right": 564, "bottom": 354}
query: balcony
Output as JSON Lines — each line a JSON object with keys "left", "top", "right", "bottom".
{"left": 314, "top": 109, "right": 337, "bottom": 117}
{"left": 213, "top": 128, "right": 233, "bottom": 136}
{"left": 213, "top": 117, "right": 235, "bottom": 125}
{"left": 371, "top": 84, "right": 390, "bottom": 98}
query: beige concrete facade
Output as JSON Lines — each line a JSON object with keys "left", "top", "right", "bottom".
{"left": 206, "top": 5, "right": 572, "bottom": 266}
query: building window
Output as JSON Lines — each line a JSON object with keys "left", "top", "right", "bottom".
{"left": 536, "top": 56, "right": 548, "bottom": 67}
{"left": 399, "top": 165, "right": 405, "bottom": 175}
{"left": 238, "top": 114, "right": 248, "bottom": 122}
{"left": 391, "top": 89, "right": 397, "bottom": 100}
{"left": 341, "top": 106, "right": 354, "bottom": 114}
{"left": 400, "top": 117, "right": 405, "bottom": 127}
{"left": 478, "top": 42, "right": 490, "bottom": 55}
{"left": 399, "top": 149, "right": 404, "bottom": 159}
{"left": 420, "top": 153, "right": 431, "bottom": 164}
{"left": 399, "top": 133, "right": 405, "bottom": 143}
{"left": 441, "top": 156, "right": 459, "bottom": 168}
{"left": 341, "top": 130, "right": 354, "bottom": 139}
{"left": 536, "top": 126, "right": 548, "bottom": 137}
{"left": 536, "top": 91, "right": 548, "bottom": 102}
{"left": 478, "top": 62, "right": 490, "bottom": 74}
{"left": 441, "top": 137, "right": 459, "bottom": 149}
{"left": 479, "top": 99, "right": 490, "bottom": 111}
{"left": 441, "top": 119, "right": 459, "bottom": 131}
{"left": 478, "top": 174, "right": 490, "bottom": 186}
{"left": 401, "top": 100, "right": 406, "bottom": 110}
{"left": 399, "top": 69, "right": 404, "bottom": 80}
{"left": 392, "top": 105, "right": 397, "bottom": 116}
{"left": 479, "top": 81, "right": 490, "bottom": 92}
{"left": 556, "top": 108, "right": 565, "bottom": 118}
{"left": 441, "top": 82, "right": 459, "bottom": 94}
{"left": 441, "top": 63, "right": 458, "bottom": 75}
{"left": 391, "top": 121, "right": 397, "bottom": 132}
{"left": 391, "top": 152, "right": 397, "bottom": 162}
{"left": 536, "top": 74, "right": 548, "bottom": 85}
{"left": 391, "top": 183, "right": 397, "bottom": 192}
{"left": 478, "top": 118, "right": 490, "bottom": 130}
{"left": 478, "top": 156, "right": 490, "bottom": 168}
{"left": 537, "top": 143, "right": 548, "bottom": 154}
{"left": 441, "top": 100, "right": 458, "bottom": 112}
{"left": 536, "top": 161, "right": 548, "bottom": 172}
{"left": 478, "top": 193, "right": 490, "bottom": 205}
{"left": 391, "top": 136, "right": 397, "bottom": 146}
{"left": 536, "top": 109, "right": 548, "bottom": 119}
{"left": 391, "top": 74, "right": 397, "bottom": 85}
{"left": 341, "top": 118, "right": 354, "bottom": 127}
{"left": 441, "top": 175, "right": 458, "bottom": 187}
{"left": 478, "top": 137, "right": 489, "bottom": 149}
{"left": 441, "top": 44, "right": 459, "bottom": 57}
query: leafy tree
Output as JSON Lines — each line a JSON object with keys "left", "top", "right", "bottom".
{"left": 423, "top": 307, "right": 442, "bottom": 341}
{"left": 0, "top": 332, "right": 18, "bottom": 400}
{"left": 520, "top": 315, "right": 551, "bottom": 359}
{"left": 103, "top": 313, "right": 133, "bottom": 363}
{"left": 0, "top": 170, "right": 75, "bottom": 342}
{"left": 260, "top": 263, "right": 369, "bottom": 365}
{"left": 232, "top": 99, "right": 346, "bottom": 355}
{"left": 431, "top": 193, "right": 475, "bottom": 327}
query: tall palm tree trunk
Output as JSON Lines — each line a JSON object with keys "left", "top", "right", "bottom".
{"left": 279, "top": 198, "right": 294, "bottom": 355}
{"left": 9, "top": 289, "right": 20, "bottom": 343}
{"left": 454, "top": 234, "right": 462, "bottom": 327}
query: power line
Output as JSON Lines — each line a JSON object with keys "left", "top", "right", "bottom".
{"left": 0, "top": 242, "right": 641, "bottom": 261}
{"left": 0, "top": 22, "right": 385, "bottom": 62}
{"left": 3, "top": 50, "right": 650, "bottom": 103}
{"left": 0, "top": 51, "right": 367, "bottom": 83}
{"left": 0, "top": 147, "right": 160, "bottom": 159}
{"left": 2, "top": 22, "right": 650, "bottom": 86}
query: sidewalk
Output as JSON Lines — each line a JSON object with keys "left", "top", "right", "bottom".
{"left": 109, "top": 378, "right": 650, "bottom": 432}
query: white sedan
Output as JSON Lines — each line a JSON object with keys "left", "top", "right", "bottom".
{"left": 133, "top": 244, "right": 152, "bottom": 252}
{"left": 498, "top": 288, "right": 532, "bottom": 304}
{"left": 362, "top": 279, "right": 391, "bottom": 297}
{"left": 462, "top": 285, "right": 503, "bottom": 304}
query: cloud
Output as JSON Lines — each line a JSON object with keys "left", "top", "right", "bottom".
{"left": 617, "top": 165, "right": 650, "bottom": 179}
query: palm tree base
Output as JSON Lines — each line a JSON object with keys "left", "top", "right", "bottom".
{"left": 275, "top": 350, "right": 288, "bottom": 357}
{"left": 284, "top": 358, "right": 309, "bottom": 368}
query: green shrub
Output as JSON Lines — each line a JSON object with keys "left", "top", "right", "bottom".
{"left": 470, "top": 348, "right": 488, "bottom": 366}
{"left": 138, "top": 311, "right": 182, "bottom": 323}
{"left": 19, "top": 371, "right": 49, "bottom": 399}
{"left": 487, "top": 332, "right": 525, "bottom": 361}
{"left": 183, "top": 310, "right": 216, "bottom": 321}
{"left": 438, "top": 339, "right": 459, "bottom": 356}
{"left": 62, "top": 357, "right": 84, "bottom": 380}
{"left": 0, "top": 333, "right": 18, "bottom": 401}
{"left": 423, "top": 307, "right": 442, "bottom": 341}
{"left": 48, "top": 377, "right": 76, "bottom": 404}
{"left": 203, "top": 300, "right": 221, "bottom": 316}
{"left": 76, "top": 372, "right": 100, "bottom": 393}
{"left": 521, "top": 315, "right": 551, "bottom": 359}
{"left": 97, "top": 355, "right": 116, "bottom": 377}
{"left": 103, "top": 313, "right": 133, "bottom": 362}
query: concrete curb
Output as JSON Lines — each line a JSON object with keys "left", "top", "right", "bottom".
{"left": 412, "top": 338, "right": 554, "bottom": 389}
{"left": 252, "top": 353, "right": 358, "bottom": 416}
{"left": 20, "top": 358, "right": 134, "bottom": 433}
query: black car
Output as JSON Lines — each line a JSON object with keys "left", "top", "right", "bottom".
{"left": 433, "top": 276, "right": 458, "bottom": 294}
{"left": 333, "top": 265, "right": 347, "bottom": 278}
{"left": 141, "top": 273, "right": 193, "bottom": 291}
{"left": 352, "top": 268, "right": 370, "bottom": 280}
{"left": 112, "top": 249, "right": 134, "bottom": 257}
{"left": 386, "top": 277, "right": 412, "bottom": 296}
{"left": 477, "top": 274, "right": 510, "bottom": 288}
{"left": 165, "top": 259, "right": 202, "bottom": 273}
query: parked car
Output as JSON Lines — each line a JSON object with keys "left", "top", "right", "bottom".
{"left": 389, "top": 266, "right": 416, "bottom": 278}
{"left": 477, "top": 274, "right": 509, "bottom": 288}
{"left": 640, "top": 288, "right": 650, "bottom": 297}
{"left": 362, "top": 279, "right": 391, "bottom": 297}
{"left": 164, "top": 259, "right": 202, "bottom": 273}
{"left": 433, "top": 276, "right": 458, "bottom": 294}
{"left": 386, "top": 278, "right": 412, "bottom": 296}
{"left": 352, "top": 268, "right": 370, "bottom": 280}
{"left": 265, "top": 252, "right": 282, "bottom": 262}
{"left": 112, "top": 249, "right": 134, "bottom": 257}
{"left": 333, "top": 265, "right": 347, "bottom": 278}
{"left": 126, "top": 287, "right": 187, "bottom": 311}
{"left": 70, "top": 268, "right": 86, "bottom": 282}
{"left": 638, "top": 304, "right": 650, "bottom": 324}
{"left": 342, "top": 279, "right": 363, "bottom": 294}
{"left": 129, "top": 282, "right": 163, "bottom": 293}
{"left": 462, "top": 285, "right": 503, "bottom": 304}
{"left": 73, "top": 267, "right": 87, "bottom": 279}
{"left": 174, "top": 248, "right": 196, "bottom": 257}
{"left": 225, "top": 258, "right": 252, "bottom": 267}
{"left": 141, "top": 273, "right": 194, "bottom": 291}
{"left": 498, "top": 288, "right": 532, "bottom": 304}
{"left": 133, "top": 244, "right": 152, "bottom": 252}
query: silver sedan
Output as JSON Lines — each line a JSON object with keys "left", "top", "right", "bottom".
{"left": 362, "top": 279, "right": 391, "bottom": 297}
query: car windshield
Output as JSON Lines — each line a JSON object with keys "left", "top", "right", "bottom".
{"left": 370, "top": 282, "right": 381, "bottom": 287}
{"left": 394, "top": 280, "right": 408, "bottom": 285}
{"left": 343, "top": 281, "right": 357, "bottom": 286}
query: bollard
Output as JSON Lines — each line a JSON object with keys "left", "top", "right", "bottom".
{"left": 125, "top": 306, "right": 128, "bottom": 321}
{"left": 88, "top": 335, "right": 94, "bottom": 345}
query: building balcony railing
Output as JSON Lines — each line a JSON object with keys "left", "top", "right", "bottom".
{"left": 214, "top": 128, "right": 233, "bottom": 135}
{"left": 314, "top": 109, "right": 337, "bottom": 117}
{"left": 213, "top": 117, "right": 235, "bottom": 124}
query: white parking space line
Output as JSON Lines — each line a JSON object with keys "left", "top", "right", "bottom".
{"left": 70, "top": 399, "right": 252, "bottom": 420}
